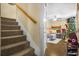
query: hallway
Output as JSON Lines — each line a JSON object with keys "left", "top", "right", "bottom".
{"left": 44, "top": 3, "right": 78, "bottom": 56}
{"left": 0, "top": 3, "right": 79, "bottom": 56}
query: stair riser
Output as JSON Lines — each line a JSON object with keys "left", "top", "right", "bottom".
{"left": 1, "top": 26, "right": 20, "bottom": 30}
{"left": 1, "top": 21, "right": 18, "bottom": 25}
{"left": 1, "top": 17, "right": 16, "bottom": 22}
{"left": 1, "top": 31, "right": 23, "bottom": 37}
{"left": 1, "top": 42, "right": 30, "bottom": 56}
{"left": 1, "top": 36, "right": 26, "bottom": 46}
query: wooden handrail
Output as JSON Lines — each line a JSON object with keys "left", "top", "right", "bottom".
{"left": 16, "top": 4, "right": 37, "bottom": 24}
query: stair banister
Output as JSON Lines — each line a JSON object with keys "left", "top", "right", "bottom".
{"left": 16, "top": 4, "right": 37, "bottom": 24}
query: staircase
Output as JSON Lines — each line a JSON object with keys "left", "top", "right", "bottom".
{"left": 1, "top": 17, "right": 35, "bottom": 56}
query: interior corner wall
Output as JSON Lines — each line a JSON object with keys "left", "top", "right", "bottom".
{"left": 1, "top": 3, "right": 16, "bottom": 19}
{"left": 77, "top": 11, "right": 79, "bottom": 31}
{"left": 77, "top": 10, "right": 79, "bottom": 43}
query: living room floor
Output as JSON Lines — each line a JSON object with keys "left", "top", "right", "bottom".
{"left": 45, "top": 39, "right": 67, "bottom": 56}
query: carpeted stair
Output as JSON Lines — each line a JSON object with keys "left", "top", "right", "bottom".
{"left": 1, "top": 17, "right": 35, "bottom": 56}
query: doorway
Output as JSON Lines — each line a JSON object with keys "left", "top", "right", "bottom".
{"left": 44, "top": 3, "right": 78, "bottom": 56}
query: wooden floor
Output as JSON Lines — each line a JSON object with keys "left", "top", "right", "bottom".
{"left": 45, "top": 40, "right": 67, "bottom": 56}
{"left": 45, "top": 31, "right": 79, "bottom": 56}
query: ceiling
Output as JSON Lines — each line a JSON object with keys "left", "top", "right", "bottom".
{"left": 46, "top": 3, "right": 77, "bottom": 19}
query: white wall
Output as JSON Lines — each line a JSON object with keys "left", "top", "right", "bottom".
{"left": 16, "top": 3, "right": 44, "bottom": 56}
{"left": 1, "top": 3, "right": 16, "bottom": 19}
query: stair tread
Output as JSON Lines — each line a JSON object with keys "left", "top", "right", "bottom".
{"left": 1, "top": 20, "right": 17, "bottom": 23}
{"left": 1, "top": 17, "right": 35, "bottom": 56}
{"left": 1, "top": 41, "right": 27, "bottom": 50}
{"left": 1, "top": 20, "right": 16, "bottom": 22}
{"left": 1, "top": 17, "right": 16, "bottom": 21}
{"left": 1, "top": 25, "right": 19, "bottom": 27}
{"left": 1, "top": 30, "right": 21, "bottom": 32}
{"left": 11, "top": 47, "right": 34, "bottom": 56}
{"left": 1, "top": 35, "right": 25, "bottom": 39}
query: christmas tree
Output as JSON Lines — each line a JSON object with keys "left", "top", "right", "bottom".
{"left": 67, "top": 17, "right": 76, "bottom": 37}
